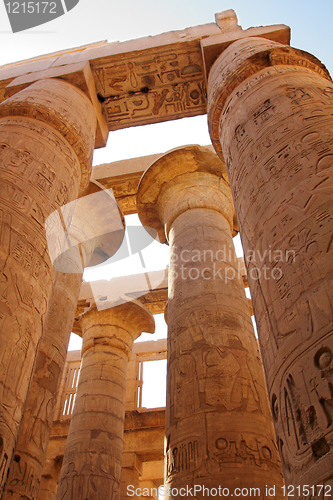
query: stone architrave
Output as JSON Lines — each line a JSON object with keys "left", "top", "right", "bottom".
{"left": 207, "top": 37, "right": 333, "bottom": 492}
{"left": 0, "top": 78, "right": 97, "bottom": 495}
{"left": 3, "top": 187, "right": 125, "bottom": 500}
{"left": 137, "top": 145, "right": 284, "bottom": 499}
{"left": 54, "top": 300, "right": 154, "bottom": 500}
{"left": 0, "top": 11, "right": 290, "bottom": 134}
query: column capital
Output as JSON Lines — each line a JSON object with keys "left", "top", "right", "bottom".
{"left": 207, "top": 36, "right": 331, "bottom": 160}
{"left": 78, "top": 300, "right": 155, "bottom": 357}
{"left": 0, "top": 78, "right": 97, "bottom": 194}
{"left": 137, "top": 145, "right": 236, "bottom": 243}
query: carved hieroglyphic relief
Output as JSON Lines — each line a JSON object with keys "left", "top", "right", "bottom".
{"left": 164, "top": 212, "right": 284, "bottom": 495}
{"left": 271, "top": 336, "right": 333, "bottom": 489}
{"left": 3, "top": 274, "right": 82, "bottom": 500}
{"left": 100, "top": 173, "right": 142, "bottom": 215}
{"left": 208, "top": 430, "right": 279, "bottom": 472}
{"left": 0, "top": 79, "right": 96, "bottom": 194}
{"left": 166, "top": 438, "right": 202, "bottom": 478}
{"left": 0, "top": 123, "right": 64, "bottom": 496}
{"left": 92, "top": 42, "right": 207, "bottom": 130}
{"left": 224, "top": 76, "right": 333, "bottom": 362}
{"left": 207, "top": 37, "right": 333, "bottom": 492}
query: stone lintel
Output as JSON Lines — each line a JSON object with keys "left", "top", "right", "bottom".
{"left": 90, "top": 152, "right": 166, "bottom": 215}
{"left": 75, "top": 269, "right": 169, "bottom": 325}
{"left": 132, "top": 338, "right": 167, "bottom": 359}
{"left": 92, "top": 145, "right": 215, "bottom": 182}
{"left": 90, "top": 146, "right": 239, "bottom": 231}
{"left": 123, "top": 410, "right": 165, "bottom": 462}
{"left": 49, "top": 420, "right": 71, "bottom": 438}
{"left": 63, "top": 349, "right": 82, "bottom": 362}
{"left": 63, "top": 339, "right": 167, "bottom": 362}
{"left": 92, "top": 152, "right": 164, "bottom": 181}
{"left": 74, "top": 261, "right": 249, "bottom": 332}
{"left": 0, "top": 12, "right": 290, "bottom": 133}
{"left": 49, "top": 413, "right": 166, "bottom": 460}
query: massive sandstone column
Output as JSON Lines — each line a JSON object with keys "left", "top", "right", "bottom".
{"left": 55, "top": 300, "right": 154, "bottom": 500}
{"left": 137, "top": 145, "right": 284, "bottom": 499}
{"left": 0, "top": 78, "right": 96, "bottom": 495}
{"left": 3, "top": 186, "right": 125, "bottom": 500}
{"left": 4, "top": 272, "right": 82, "bottom": 500}
{"left": 207, "top": 38, "right": 333, "bottom": 493}
{"left": 120, "top": 453, "right": 142, "bottom": 500}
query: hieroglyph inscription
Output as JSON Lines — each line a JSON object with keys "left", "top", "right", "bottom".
{"left": 166, "top": 439, "right": 202, "bottom": 478}
{"left": 93, "top": 43, "right": 206, "bottom": 129}
{"left": 221, "top": 72, "right": 333, "bottom": 356}
{"left": 0, "top": 115, "right": 80, "bottom": 495}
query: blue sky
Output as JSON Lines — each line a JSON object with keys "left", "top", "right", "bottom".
{"left": 1, "top": 0, "right": 332, "bottom": 75}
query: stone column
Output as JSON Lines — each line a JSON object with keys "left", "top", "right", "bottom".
{"left": 0, "top": 78, "right": 96, "bottom": 495}
{"left": 120, "top": 453, "right": 142, "bottom": 500}
{"left": 37, "top": 456, "right": 63, "bottom": 500}
{"left": 3, "top": 271, "right": 82, "bottom": 500}
{"left": 137, "top": 145, "right": 284, "bottom": 499}
{"left": 55, "top": 300, "right": 154, "bottom": 500}
{"left": 37, "top": 455, "right": 63, "bottom": 500}
{"left": 207, "top": 37, "right": 333, "bottom": 492}
{"left": 3, "top": 179, "right": 125, "bottom": 500}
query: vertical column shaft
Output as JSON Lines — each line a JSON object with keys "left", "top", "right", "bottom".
{"left": 120, "top": 453, "right": 142, "bottom": 500}
{"left": 37, "top": 456, "right": 63, "bottom": 500}
{"left": 55, "top": 302, "right": 154, "bottom": 500}
{"left": 4, "top": 183, "right": 124, "bottom": 500}
{"left": 207, "top": 37, "right": 333, "bottom": 491}
{"left": 121, "top": 469, "right": 140, "bottom": 499}
{"left": 3, "top": 272, "right": 82, "bottom": 500}
{"left": 0, "top": 78, "right": 96, "bottom": 495}
{"left": 166, "top": 209, "right": 283, "bottom": 496}
{"left": 137, "top": 145, "right": 284, "bottom": 499}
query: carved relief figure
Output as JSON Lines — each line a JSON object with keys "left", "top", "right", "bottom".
{"left": 172, "top": 354, "right": 200, "bottom": 419}
{"left": 56, "top": 462, "right": 78, "bottom": 500}
{"left": 223, "top": 336, "right": 261, "bottom": 413}
{"left": 310, "top": 347, "right": 333, "bottom": 429}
